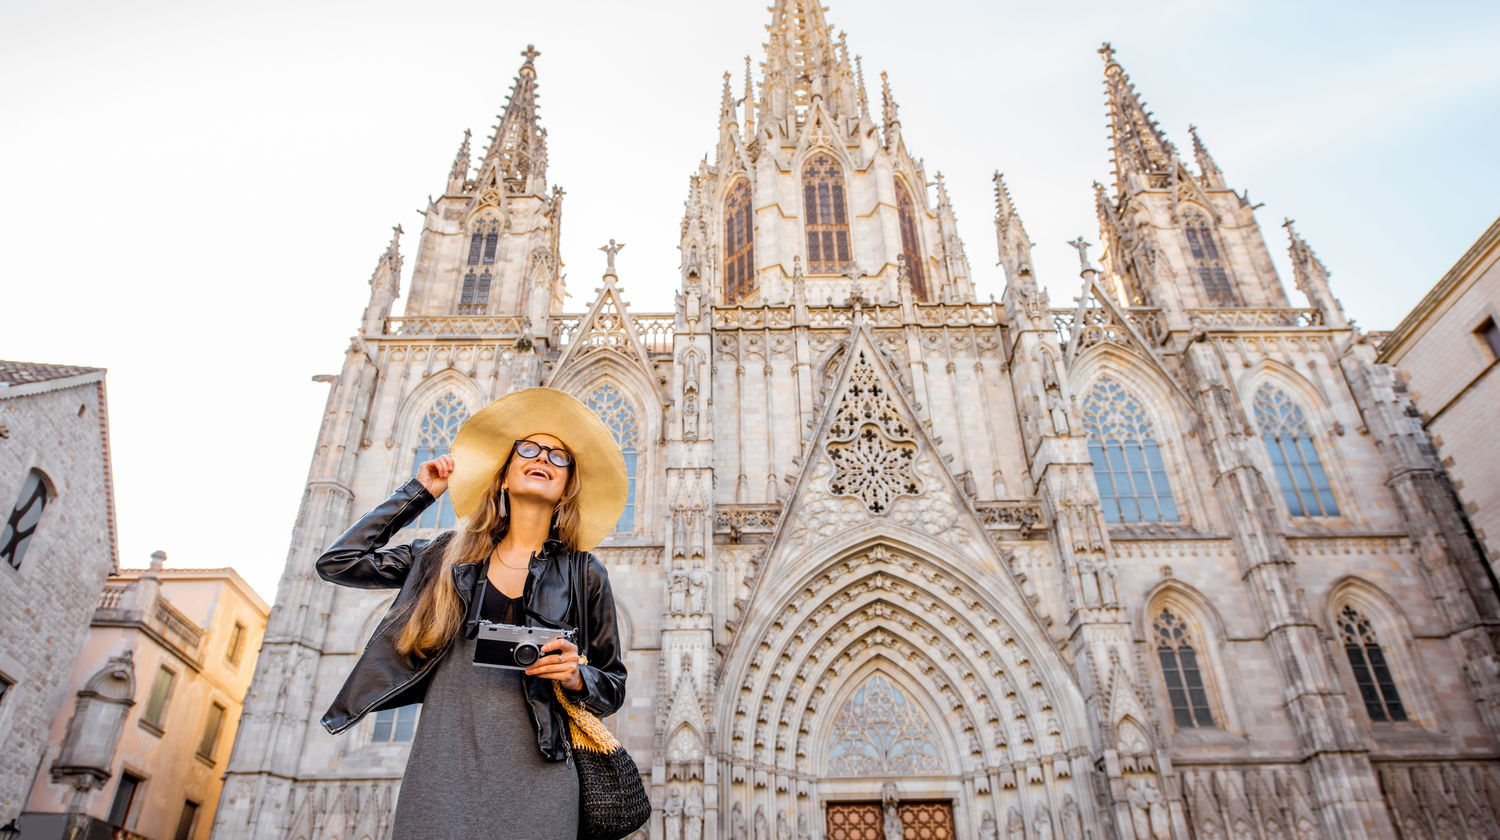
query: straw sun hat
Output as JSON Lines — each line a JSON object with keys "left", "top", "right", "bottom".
{"left": 447, "top": 388, "right": 628, "bottom": 552}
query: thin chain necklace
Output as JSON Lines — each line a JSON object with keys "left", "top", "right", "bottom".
{"left": 492, "top": 544, "right": 533, "bottom": 571}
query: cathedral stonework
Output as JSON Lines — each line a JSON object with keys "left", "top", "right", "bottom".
{"left": 210, "top": 4, "right": 1500, "bottom": 839}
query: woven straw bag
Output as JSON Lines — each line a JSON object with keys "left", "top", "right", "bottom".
{"left": 558, "top": 551, "right": 650, "bottom": 840}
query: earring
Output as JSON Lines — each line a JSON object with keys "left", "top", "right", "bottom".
{"left": 498, "top": 488, "right": 509, "bottom": 518}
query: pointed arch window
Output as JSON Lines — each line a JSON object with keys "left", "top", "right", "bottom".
{"left": 467, "top": 217, "right": 500, "bottom": 267}
{"left": 724, "top": 179, "right": 756, "bottom": 304}
{"left": 1336, "top": 605, "right": 1407, "bottom": 723}
{"left": 1153, "top": 608, "right": 1216, "bottom": 728}
{"left": 412, "top": 392, "right": 469, "bottom": 528}
{"left": 1, "top": 469, "right": 50, "bottom": 570}
{"left": 460, "top": 270, "right": 492, "bottom": 311}
{"left": 827, "top": 674, "right": 943, "bottom": 776}
{"left": 894, "top": 180, "right": 927, "bottom": 301}
{"left": 1183, "top": 211, "right": 1237, "bottom": 305}
{"left": 1080, "top": 378, "right": 1177, "bottom": 523}
{"left": 1253, "top": 385, "right": 1338, "bottom": 518}
{"left": 585, "top": 385, "right": 640, "bottom": 533}
{"left": 802, "top": 154, "right": 850, "bottom": 275}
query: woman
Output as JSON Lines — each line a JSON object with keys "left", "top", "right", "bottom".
{"left": 315, "top": 388, "right": 630, "bottom": 838}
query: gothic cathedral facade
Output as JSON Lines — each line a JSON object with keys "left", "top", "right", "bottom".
{"left": 212, "top": 4, "right": 1500, "bottom": 839}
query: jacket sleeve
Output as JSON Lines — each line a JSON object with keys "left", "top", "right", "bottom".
{"left": 315, "top": 478, "right": 437, "bottom": 589}
{"left": 567, "top": 553, "right": 628, "bottom": 718}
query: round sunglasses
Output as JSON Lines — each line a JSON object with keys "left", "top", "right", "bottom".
{"left": 513, "top": 439, "right": 574, "bottom": 469}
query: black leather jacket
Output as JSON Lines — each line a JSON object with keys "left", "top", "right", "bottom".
{"left": 316, "top": 478, "right": 628, "bottom": 761}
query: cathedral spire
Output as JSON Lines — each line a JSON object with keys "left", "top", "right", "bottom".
{"left": 993, "top": 172, "right": 1034, "bottom": 284}
{"left": 447, "top": 128, "right": 471, "bottom": 194}
{"left": 361, "top": 225, "right": 403, "bottom": 334}
{"left": 1283, "top": 220, "right": 1348, "bottom": 328}
{"left": 742, "top": 56, "right": 756, "bottom": 140}
{"left": 854, "top": 55, "right": 871, "bottom": 123}
{"left": 478, "top": 45, "right": 547, "bottom": 196}
{"left": 880, "top": 71, "right": 900, "bottom": 148}
{"left": 1189, "top": 124, "right": 1225, "bottom": 189}
{"left": 761, "top": 0, "right": 855, "bottom": 124}
{"left": 1100, "top": 42, "right": 1177, "bottom": 197}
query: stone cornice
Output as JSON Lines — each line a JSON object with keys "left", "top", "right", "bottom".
{"left": 1378, "top": 214, "right": 1500, "bottom": 362}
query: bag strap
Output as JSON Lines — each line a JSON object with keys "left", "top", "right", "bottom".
{"left": 572, "top": 550, "right": 589, "bottom": 659}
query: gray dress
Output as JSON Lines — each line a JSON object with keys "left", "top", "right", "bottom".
{"left": 391, "top": 587, "right": 579, "bottom": 839}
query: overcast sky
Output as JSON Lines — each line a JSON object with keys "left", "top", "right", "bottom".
{"left": 3, "top": 0, "right": 1498, "bottom": 601}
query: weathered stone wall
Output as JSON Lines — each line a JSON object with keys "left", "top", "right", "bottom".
{"left": 0, "top": 376, "right": 114, "bottom": 819}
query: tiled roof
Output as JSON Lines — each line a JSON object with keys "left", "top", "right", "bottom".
{"left": 0, "top": 359, "right": 102, "bottom": 385}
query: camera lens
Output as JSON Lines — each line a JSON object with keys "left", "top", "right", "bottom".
{"left": 514, "top": 644, "right": 539, "bottom": 666}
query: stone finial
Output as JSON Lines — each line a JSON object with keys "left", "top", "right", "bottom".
{"left": 149, "top": 550, "right": 166, "bottom": 572}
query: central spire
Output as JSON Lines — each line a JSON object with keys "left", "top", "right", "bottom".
{"left": 761, "top": 0, "right": 856, "bottom": 125}
{"left": 1100, "top": 43, "right": 1177, "bottom": 197}
{"left": 477, "top": 45, "right": 548, "bottom": 196}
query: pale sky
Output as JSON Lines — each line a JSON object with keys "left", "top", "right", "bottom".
{"left": 3, "top": 0, "right": 1498, "bottom": 601}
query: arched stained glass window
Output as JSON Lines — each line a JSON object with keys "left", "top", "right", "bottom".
{"left": 827, "top": 674, "right": 943, "bottom": 776}
{"left": 724, "top": 179, "right": 755, "bottom": 304}
{"left": 894, "top": 180, "right": 927, "bottom": 301}
{"left": 1, "top": 469, "right": 50, "bottom": 570}
{"left": 802, "top": 154, "right": 850, "bottom": 275}
{"left": 412, "top": 392, "right": 469, "bottom": 529}
{"left": 371, "top": 705, "right": 419, "bottom": 743}
{"left": 1183, "top": 211, "right": 1237, "bottom": 305}
{"left": 1080, "top": 378, "right": 1178, "bottom": 523}
{"left": 1152, "top": 609, "right": 1215, "bottom": 728}
{"left": 1253, "top": 385, "right": 1338, "bottom": 518}
{"left": 1337, "top": 606, "right": 1407, "bottom": 723}
{"left": 586, "top": 385, "right": 640, "bottom": 533}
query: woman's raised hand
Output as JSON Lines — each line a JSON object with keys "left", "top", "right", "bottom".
{"left": 416, "top": 455, "right": 455, "bottom": 498}
{"left": 529, "top": 635, "right": 586, "bottom": 692}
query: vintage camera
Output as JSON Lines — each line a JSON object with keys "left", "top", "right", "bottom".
{"left": 473, "top": 620, "right": 575, "bottom": 671}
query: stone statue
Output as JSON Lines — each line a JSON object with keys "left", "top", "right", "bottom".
{"left": 1076, "top": 555, "right": 1102, "bottom": 607}
{"left": 777, "top": 810, "right": 792, "bottom": 840}
{"left": 731, "top": 803, "right": 747, "bottom": 840}
{"left": 685, "top": 786, "right": 704, "bottom": 840}
{"left": 881, "top": 782, "right": 902, "bottom": 840}
{"left": 978, "top": 811, "right": 998, "bottom": 840}
{"left": 1034, "top": 803, "right": 1053, "bottom": 840}
{"left": 664, "top": 786, "right": 684, "bottom": 840}
{"left": 797, "top": 812, "right": 811, "bottom": 840}
{"left": 688, "top": 562, "right": 709, "bottom": 616}
{"left": 600, "top": 239, "right": 626, "bottom": 275}
{"left": 1099, "top": 561, "right": 1119, "bottom": 605}
{"left": 1061, "top": 796, "right": 1083, "bottom": 840}
{"left": 1128, "top": 782, "right": 1151, "bottom": 840}
{"left": 1143, "top": 780, "right": 1171, "bottom": 840}
{"left": 668, "top": 560, "right": 689, "bottom": 615}
{"left": 1005, "top": 807, "right": 1025, "bottom": 840}
{"left": 683, "top": 391, "right": 699, "bottom": 440}
{"left": 755, "top": 805, "right": 770, "bottom": 840}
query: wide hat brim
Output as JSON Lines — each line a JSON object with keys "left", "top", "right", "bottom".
{"left": 447, "top": 388, "right": 627, "bottom": 552}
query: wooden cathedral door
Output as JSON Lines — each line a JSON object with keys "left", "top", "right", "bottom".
{"left": 826, "top": 800, "right": 954, "bottom": 840}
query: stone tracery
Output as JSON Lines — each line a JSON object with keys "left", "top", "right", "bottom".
{"left": 826, "top": 351, "right": 921, "bottom": 514}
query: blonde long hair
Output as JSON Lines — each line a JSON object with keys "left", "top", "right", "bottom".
{"left": 395, "top": 447, "right": 583, "bottom": 659}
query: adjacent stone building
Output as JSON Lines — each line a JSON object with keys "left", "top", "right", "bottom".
{"left": 213, "top": 4, "right": 1500, "bottom": 838}
{"left": 0, "top": 361, "right": 117, "bottom": 823}
{"left": 1377, "top": 216, "right": 1500, "bottom": 573}
{"left": 20, "top": 552, "right": 268, "bottom": 839}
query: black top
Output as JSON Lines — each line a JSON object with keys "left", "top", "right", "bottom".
{"left": 480, "top": 580, "right": 523, "bottom": 625}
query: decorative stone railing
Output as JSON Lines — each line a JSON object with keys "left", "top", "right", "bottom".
{"left": 95, "top": 585, "right": 204, "bottom": 659}
{"left": 1186, "top": 308, "right": 1323, "bottom": 329}
{"left": 1051, "top": 307, "right": 1164, "bottom": 350}
{"left": 383, "top": 315, "right": 527, "bottom": 337}
{"left": 714, "top": 301, "right": 1003, "bottom": 331}
{"left": 97, "top": 583, "right": 128, "bottom": 610}
{"left": 974, "top": 502, "right": 1045, "bottom": 536}
{"left": 714, "top": 505, "right": 783, "bottom": 534}
{"left": 152, "top": 599, "right": 205, "bottom": 654}
{"left": 550, "top": 314, "right": 674, "bottom": 355}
